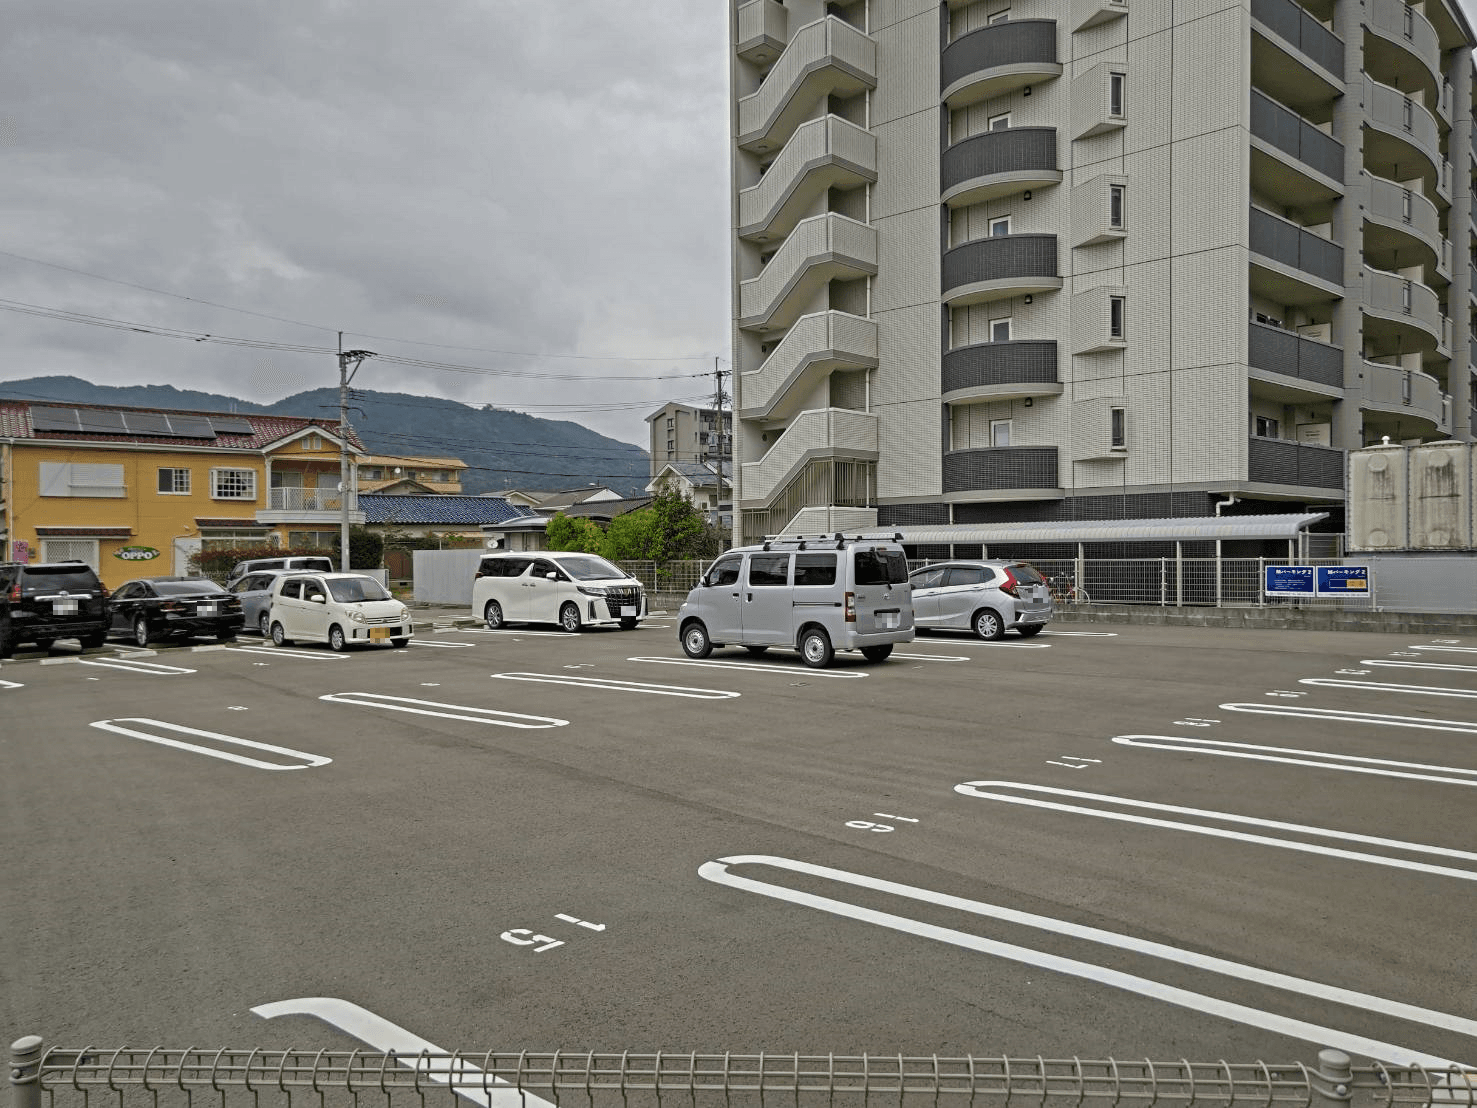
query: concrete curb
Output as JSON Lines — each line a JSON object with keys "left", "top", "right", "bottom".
{"left": 1051, "top": 606, "right": 1477, "bottom": 634}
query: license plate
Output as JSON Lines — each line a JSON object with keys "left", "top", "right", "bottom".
{"left": 620, "top": 606, "right": 637, "bottom": 617}
{"left": 198, "top": 604, "right": 216, "bottom": 615}
{"left": 52, "top": 600, "right": 77, "bottom": 615}
{"left": 370, "top": 627, "right": 391, "bottom": 640}
{"left": 879, "top": 612, "right": 899, "bottom": 629}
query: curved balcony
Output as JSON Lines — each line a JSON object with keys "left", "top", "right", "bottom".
{"left": 941, "top": 21, "right": 1062, "bottom": 109}
{"left": 740, "top": 408, "right": 879, "bottom": 506}
{"left": 738, "top": 116, "right": 876, "bottom": 242}
{"left": 1365, "top": 0, "right": 1442, "bottom": 106}
{"left": 737, "top": 17, "right": 877, "bottom": 153}
{"left": 1248, "top": 207, "right": 1343, "bottom": 305}
{"left": 941, "top": 128, "right": 1061, "bottom": 208}
{"left": 738, "top": 214, "right": 877, "bottom": 333}
{"left": 1363, "top": 173, "right": 1442, "bottom": 275}
{"left": 942, "top": 234, "right": 1060, "bottom": 307}
{"left": 736, "top": 0, "right": 787, "bottom": 65}
{"left": 1362, "top": 265, "right": 1442, "bottom": 352}
{"left": 1249, "top": 90, "right": 1343, "bottom": 206}
{"left": 942, "top": 340, "right": 1060, "bottom": 403}
{"left": 1250, "top": 0, "right": 1344, "bottom": 108}
{"left": 1364, "top": 76, "right": 1441, "bottom": 187}
{"left": 1247, "top": 322, "right": 1345, "bottom": 397}
{"left": 942, "top": 446, "right": 1060, "bottom": 498}
{"left": 739, "top": 311, "right": 878, "bottom": 422}
{"left": 1361, "top": 360, "right": 1450, "bottom": 433}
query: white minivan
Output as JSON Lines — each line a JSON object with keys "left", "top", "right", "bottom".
{"left": 472, "top": 552, "right": 646, "bottom": 632}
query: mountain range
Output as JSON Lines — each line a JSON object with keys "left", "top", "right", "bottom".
{"left": 0, "top": 376, "right": 654, "bottom": 497}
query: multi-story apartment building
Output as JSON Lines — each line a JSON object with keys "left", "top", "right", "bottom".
{"left": 646, "top": 401, "right": 734, "bottom": 476}
{"left": 728, "top": 0, "right": 1477, "bottom": 545}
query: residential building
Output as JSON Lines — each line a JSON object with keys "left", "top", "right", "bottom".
{"left": 647, "top": 460, "right": 733, "bottom": 525}
{"left": 645, "top": 401, "right": 733, "bottom": 476}
{"left": 357, "top": 454, "right": 467, "bottom": 494}
{"left": 727, "top": 0, "right": 1477, "bottom": 546}
{"left": 481, "top": 496, "right": 654, "bottom": 552}
{"left": 0, "top": 400, "right": 364, "bottom": 586}
{"left": 497, "top": 486, "right": 625, "bottom": 512}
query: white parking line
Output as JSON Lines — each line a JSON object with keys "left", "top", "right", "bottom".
{"left": 75, "top": 657, "right": 198, "bottom": 675}
{"left": 913, "top": 638, "right": 1049, "bottom": 649}
{"left": 0, "top": 678, "right": 23, "bottom": 689}
{"left": 1110, "top": 734, "right": 1477, "bottom": 786}
{"left": 1360, "top": 658, "right": 1477, "bottom": 674}
{"left": 892, "top": 652, "right": 971, "bottom": 662}
{"left": 1041, "top": 630, "right": 1119, "bottom": 637}
{"left": 253, "top": 997, "right": 554, "bottom": 1108}
{"left": 1218, "top": 702, "right": 1477, "bottom": 735}
{"left": 1299, "top": 678, "right": 1477, "bottom": 700}
{"left": 456, "top": 628, "right": 574, "bottom": 639}
{"left": 90, "top": 718, "right": 331, "bottom": 771}
{"left": 319, "top": 692, "right": 568, "bottom": 728}
{"left": 1406, "top": 644, "right": 1477, "bottom": 653}
{"left": 953, "top": 781, "right": 1477, "bottom": 880}
{"left": 626, "top": 656, "right": 867, "bottom": 678}
{"left": 408, "top": 639, "right": 475, "bottom": 648}
{"left": 490, "top": 672, "right": 739, "bottom": 699}
{"left": 698, "top": 855, "right": 1464, "bottom": 1068}
{"left": 228, "top": 645, "right": 347, "bottom": 660}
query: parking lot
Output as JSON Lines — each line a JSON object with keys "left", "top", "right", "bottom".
{"left": 2, "top": 613, "right": 1472, "bottom": 1067}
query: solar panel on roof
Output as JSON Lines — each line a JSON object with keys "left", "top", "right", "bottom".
{"left": 123, "top": 412, "right": 172, "bottom": 435}
{"left": 165, "top": 415, "right": 217, "bottom": 439}
{"left": 210, "top": 417, "right": 255, "bottom": 435}
{"left": 29, "top": 406, "right": 81, "bottom": 431}
{"left": 74, "top": 409, "right": 127, "bottom": 433}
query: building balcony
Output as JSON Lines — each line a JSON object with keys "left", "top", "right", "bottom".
{"left": 738, "top": 115, "right": 876, "bottom": 242}
{"left": 1247, "top": 322, "right": 1345, "bottom": 397}
{"left": 735, "top": 0, "right": 787, "bottom": 65}
{"left": 1363, "top": 76, "right": 1442, "bottom": 186}
{"left": 1247, "top": 437, "right": 1345, "bottom": 490}
{"left": 739, "top": 310, "right": 877, "bottom": 422}
{"left": 1363, "top": 173, "right": 1443, "bottom": 277}
{"left": 942, "top": 446, "right": 1060, "bottom": 498}
{"left": 1361, "top": 361, "right": 1450, "bottom": 434}
{"left": 1072, "top": 0, "right": 1128, "bottom": 32}
{"left": 942, "top": 340, "right": 1060, "bottom": 403}
{"left": 1365, "top": 0, "right": 1442, "bottom": 106}
{"left": 736, "top": 16, "right": 877, "bottom": 153}
{"left": 941, "top": 20, "right": 1062, "bottom": 109}
{"left": 1249, "top": 90, "right": 1343, "bottom": 206}
{"left": 738, "top": 213, "right": 877, "bottom": 332}
{"left": 1250, "top": 0, "right": 1344, "bottom": 109}
{"left": 1362, "top": 265, "right": 1443, "bottom": 352}
{"left": 941, "top": 128, "right": 1061, "bottom": 208}
{"left": 942, "top": 234, "right": 1061, "bottom": 307}
{"left": 740, "top": 408, "right": 879, "bottom": 506}
{"left": 256, "top": 487, "right": 364, "bottom": 526}
{"left": 1248, "top": 206, "right": 1343, "bottom": 304}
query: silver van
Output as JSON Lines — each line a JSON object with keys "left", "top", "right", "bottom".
{"left": 677, "top": 535, "right": 913, "bottom": 667}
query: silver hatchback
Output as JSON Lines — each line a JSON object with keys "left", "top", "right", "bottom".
{"left": 907, "top": 560, "right": 1052, "bottom": 639}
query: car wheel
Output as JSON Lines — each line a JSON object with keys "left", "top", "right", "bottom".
{"left": 270, "top": 621, "right": 292, "bottom": 647}
{"left": 81, "top": 630, "right": 107, "bottom": 650}
{"left": 559, "top": 602, "right": 581, "bottom": 633}
{"left": 34, "top": 638, "right": 55, "bottom": 653}
{"left": 743, "top": 644, "right": 769, "bottom": 656}
{"left": 328, "top": 625, "right": 347, "bottom": 652}
{"left": 132, "top": 618, "right": 151, "bottom": 648}
{"left": 390, "top": 637, "right": 409, "bottom": 648}
{"left": 0, "top": 624, "right": 14, "bottom": 659}
{"left": 218, "top": 630, "right": 237, "bottom": 642}
{"left": 800, "top": 627, "right": 834, "bottom": 668}
{"left": 619, "top": 617, "right": 639, "bottom": 630}
{"left": 680, "top": 621, "right": 712, "bottom": 659}
{"left": 483, "top": 600, "right": 506, "bottom": 630}
{"left": 972, "top": 608, "right": 1004, "bottom": 641}
{"left": 258, "top": 612, "right": 271, "bottom": 637}
{"left": 860, "top": 644, "right": 893, "bottom": 663}
{"left": 1017, "top": 624, "right": 1045, "bottom": 638}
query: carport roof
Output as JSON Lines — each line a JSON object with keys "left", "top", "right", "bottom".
{"left": 857, "top": 513, "right": 1329, "bottom": 546}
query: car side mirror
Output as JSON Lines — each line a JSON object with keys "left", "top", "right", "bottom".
{"left": 309, "top": 594, "right": 326, "bottom": 604}
{"left": 546, "top": 571, "right": 558, "bottom": 580}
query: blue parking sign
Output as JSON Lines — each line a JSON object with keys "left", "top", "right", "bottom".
{"left": 1264, "top": 566, "right": 1315, "bottom": 596}
{"left": 1316, "top": 566, "right": 1369, "bottom": 595}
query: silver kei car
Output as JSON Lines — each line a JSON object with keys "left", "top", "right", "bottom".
{"left": 907, "top": 559, "right": 1052, "bottom": 639}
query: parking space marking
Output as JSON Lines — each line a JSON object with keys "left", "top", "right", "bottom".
{"left": 457, "top": 628, "right": 576, "bottom": 639}
{"left": 892, "top": 652, "right": 971, "bottom": 661}
{"left": 1360, "top": 658, "right": 1477, "bottom": 674}
{"left": 1041, "top": 630, "right": 1119, "bottom": 637}
{"left": 490, "top": 672, "right": 739, "bottom": 699}
{"left": 407, "top": 639, "right": 475, "bottom": 648}
{"left": 627, "top": 656, "right": 867, "bottom": 679}
{"left": 1218, "top": 702, "right": 1477, "bottom": 735}
{"left": 953, "top": 781, "right": 1477, "bottom": 881}
{"left": 1406, "top": 644, "right": 1477, "bottom": 653}
{"left": 0, "top": 678, "right": 23, "bottom": 689}
{"left": 319, "top": 692, "right": 568, "bottom": 728}
{"left": 1111, "top": 734, "right": 1477, "bottom": 787}
{"left": 90, "top": 718, "right": 331, "bottom": 771}
{"left": 699, "top": 855, "right": 1461, "bottom": 1068}
{"left": 1300, "top": 678, "right": 1477, "bottom": 700}
{"left": 227, "top": 645, "right": 347, "bottom": 660}
{"left": 74, "top": 657, "right": 198, "bottom": 675}
{"left": 253, "top": 997, "right": 554, "bottom": 1108}
{"left": 913, "top": 638, "right": 1050, "bottom": 649}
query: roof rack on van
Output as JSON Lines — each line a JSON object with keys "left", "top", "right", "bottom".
{"left": 758, "top": 532, "right": 905, "bottom": 549}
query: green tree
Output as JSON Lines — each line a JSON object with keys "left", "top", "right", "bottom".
{"left": 597, "top": 480, "right": 724, "bottom": 561}
{"left": 545, "top": 512, "right": 605, "bottom": 553}
{"left": 348, "top": 526, "right": 383, "bottom": 570}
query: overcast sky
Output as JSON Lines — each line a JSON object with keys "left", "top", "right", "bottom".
{"left": 0, "top": 2, "right": 732, "bottom": 448}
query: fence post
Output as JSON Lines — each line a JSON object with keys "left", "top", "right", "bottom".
{"left": 1306, "top": 1049, "right": 1353, "bottom": 1108}
{"left": 1258, "top": 557, "right": 1266, "bottom": 608}
{"left": 1159, "top": 559, "right": 1167, "bottom": 606}
{"left": 10, "top": 1036, "right": 43, "bottom": 1108}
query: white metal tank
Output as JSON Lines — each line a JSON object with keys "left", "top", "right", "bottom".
{"left": 1347, "top": 445, "right": 1409, "bottom": 550}
{"left": 1408, "top": 441, "right": 1472, "bottom": 548}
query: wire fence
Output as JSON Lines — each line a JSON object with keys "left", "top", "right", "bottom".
{"left": 11, "top": 1044, "right": 1475, "bottom": 1108}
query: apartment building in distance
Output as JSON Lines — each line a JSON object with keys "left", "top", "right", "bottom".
{"left": 728, "top": 0, "right": 1477, "bottom": 545}
{"left": 646, "top": 401, "right": 734, "bottom": 477}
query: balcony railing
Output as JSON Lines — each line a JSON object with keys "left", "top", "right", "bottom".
{"left": 942, "top": 234, "right": 1060, "bottom": 304}
{"left": 738, "top": 115, "right": 876, "bottom": 239}
{"left": 1367, "top": 0, "right": 1441, "bottom": 89}
{"left": 268, "top": 487, "right": 354, "bottom": 512}
{"left": 1363, "top": 265, "right": 1442, "bottom": 344}
{"left": 1249, "top": 90, "right": 1343, "bottom": 181}
{"left": 739, "top": 214, "right": 877, "bottom": 331}
{"left": 942, "top": 340, "right": 1059, "bottom": 398}
{"left": 735, "top": 0, "right": 787, "bottom": 63}
{"left": 1364, "top": 173, "right": 1441, "bottom": 262}
{"left": 741, "top": 408, "right": 879, "bottom": 505}
{"left": 1247, "top": 322, "right": 1343, "bottom": 388}
{"left": 941, "top": 127, "right": 1060, "bottom": 205}
{"left": 1249, "top": 207, "right": 1342, "bottom": 285}
{"left": 737, "top": 16, "right": 877, "bottom": 150}
{"left": 739, "top": 310, "right": 878, "bottom": 421}
{"left": 942, "top": 446, "right": 1059, "bottom": 494}
{"left": 941, "top": 20, "right": 1061, "bottom": 107}
{"left": 1250, "top": 0, "right": 1343, "bottom": 76}
{"left": 1247, "top": 437, "right": 1345, "bottom": 488}
{"left": 1364, "top": 76, "right": 1441, "bottom": 175}
{"left": 1362, "top": 360, "right": 1450, "bottom": 431}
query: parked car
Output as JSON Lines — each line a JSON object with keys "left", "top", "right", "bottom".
{"left": 227, "top": 570, "right": 291, "bottom": 636}
{"left": 223, "top": 555, "right": 335, "bottom": 590}
{"left": 0, "top": 561, "right": 110, "bottom": 657}
{"left": 907, "top": 560, "right": 1052, "bottom": 639}
{"left": 267, "top": 572, "right": 412, "bottom": 650}
{"left": 677, "top": 535, "right": 913, "bottom": 668}
{"left": 472, "top": 552, "right": 645, "bottom": 632}
{"left": 108, "top": 576, "right": 245, "bottom": 646}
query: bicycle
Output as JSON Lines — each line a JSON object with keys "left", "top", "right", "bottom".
{"left": 1047, "top": 574, "right": 1090, "bottom": 605}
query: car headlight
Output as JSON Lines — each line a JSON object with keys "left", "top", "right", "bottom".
{"left": 577, "top": 585, "right": 608, "bottom": 596}
{"left": 346, "top": 609, "right": 367, "bottom": 623}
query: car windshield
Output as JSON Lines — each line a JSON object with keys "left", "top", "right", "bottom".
{"left": 23, "top": 566, "right": 98, "bottom": 588}
{"left": 152, "top": 580, "right": 223, "bottom": 596}
{"left": 855, "top": 548, "right": 909, "bottom": 585}
{"left": 1010, "top": 563, "right": 1046, "bottom": 585}
{"left": 556, "top": 556, "right": 626, "bottom": 581}
{"left": 327, "top": 577, "right": 392, "bottom": 603}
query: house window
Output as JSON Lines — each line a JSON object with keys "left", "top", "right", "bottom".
{"left": 38, "top": 462, "right": 126, "bottom": 498}
{"left": 361, "top": 466, "right": 383, "bottom": 480}
{"left": 987, "top": 8, "right": 1010, "bottom": 22}
{"left": 1109, "top": 72, "right": 1125, "bottom": 118}
{"left": 990, "top": 317, "right": 1012, "bottom": 342}
{"left": 211, "top": 467, "right": 258, "bottom": 500}
{"left": 989, "top": 217, "right": 1011, "bottom": 237}
{"left": 288, "top": 531, "right": 338, "bottom": 549}
{"left": 1109, "top": 296, "right": 1126, "bottom": 339}
{"left": 988, "top": 112, "right": 1011, "bottom": 131}
{"left": 1255, "top": 415, "right": 1280, "bottom": 438}
{"left": 39, "top": 538, "right": 99, "bottom": 570}
{"left": 1110, "top": 407, "right": 1126, "bottom": 449}
{"left": 306, "top": 433, "right": 322, "bottom": 450}
{"left": 1109, "top": 184, "right": 1125, "bottom": 229}
{"left": 157, "top": 467, "right": 191, "bottom": 495}
{"left": 990, "top": 419, "right": 1012, "bottom": 447}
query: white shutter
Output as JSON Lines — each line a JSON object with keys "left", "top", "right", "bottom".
{"left": 38, "top": 462, "right": 72, "bottom": 497}
{"left": 37, "top": 462, "right": 124, "bottom": 497}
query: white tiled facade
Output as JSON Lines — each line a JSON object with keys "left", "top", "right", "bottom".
{"left": 728, "top": 0, "right": 1477, "bottom": 543}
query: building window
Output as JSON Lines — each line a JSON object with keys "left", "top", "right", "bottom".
{"left": 211, "top": 467, "right": 258, "bottom": 500}
{"left": 38, "top": 462, "right": 126, "bottom": 498}
{"left": 987, "top": 8, "right": 1010, "bottom": 23}
{"left": 990, "top": 419, "right": 1012, "bottom": 447}
{"left": 1255, "top": 415, "right": 1280, "bottom": 438}
{"left": 1109, "top": 72, "right": 1125, "bottom": 118}
{"left": 987, "top": 112, "right": 1011, "bottom": 131}
{"left": 288, "top": 531, "right": 338, "bottom": 549}
{"left": 1109, "top": 296, "right": 1126, "bottom": 339}
{"left": 989, "top": 217, "right": 1011, "bottom": 237}
{"left": 39, "top": 538, "right": 99, "bottom": 570}
{"left": 362, "top": 466, "right": 383, "bottom": 480}
{"left": 1109, "top": 184, "right": 1125, "bottom": 229}
{"left": 1110, "top": 407, "right": 1126, "bottom": 449}
{"left": 1401, "top": 97, "right": 1413, "bottom": 131}
{"left": 990, "top": 317, "right": 1012, "bottom": 342}
{"left": 306, "top": 433, "right": 322, "bottom": 450}
{"left": 157, "top": 467, "right": 191, "bottom": 495}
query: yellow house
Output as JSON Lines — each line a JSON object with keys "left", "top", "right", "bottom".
{"left": 357, "top": 453, "right": 466, "bottom": 494}
{"left": 0, "top": 400, "right": 367, "bottom": 588}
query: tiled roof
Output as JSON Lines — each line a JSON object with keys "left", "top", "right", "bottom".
{"left": 0, "top": 399, "right": 360, "bottom": 450}
{"left": 654, "top": 461, "right": 731, "bottom": 489}
{"left": 358, "top": 493, "right": 524, "bottom": 525}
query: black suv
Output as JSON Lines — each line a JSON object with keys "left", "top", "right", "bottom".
{"left": 0, "top": 561, "right": 111, "bottom": 657}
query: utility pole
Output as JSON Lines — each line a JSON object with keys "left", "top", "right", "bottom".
{"left": 337, "top": 334, "right": 375, "bottom": 573}
{"left": 713, "top": 356, "right": 729, "bottom": 527}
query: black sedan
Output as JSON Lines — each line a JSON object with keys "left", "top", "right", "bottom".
{"left": 108, "top": 577, "right": 245, "bottom": 647}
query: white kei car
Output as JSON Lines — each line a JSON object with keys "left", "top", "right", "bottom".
{"left": 267, "top": 572, "right": 413, "bottom": 651}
